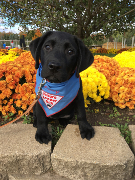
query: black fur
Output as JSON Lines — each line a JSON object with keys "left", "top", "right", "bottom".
{"left": 29, "top": 31, "right": 95, "bottom": 144}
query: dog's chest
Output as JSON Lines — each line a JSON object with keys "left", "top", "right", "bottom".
{"left": 35, "top": 64, "right": 80, "bottom": 117}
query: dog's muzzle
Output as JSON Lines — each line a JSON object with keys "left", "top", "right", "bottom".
{"left": 48, "top": 61, "right": 61, "bottom": 72}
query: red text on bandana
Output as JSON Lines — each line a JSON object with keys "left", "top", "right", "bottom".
{"left": 41, "top": 90, "right": 63, "bottom": 109}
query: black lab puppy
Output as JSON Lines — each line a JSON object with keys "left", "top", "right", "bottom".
{"left": 29, "top": 31, "right": 95, "bottom": 144}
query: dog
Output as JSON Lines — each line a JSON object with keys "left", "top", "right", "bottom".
{"left": 29, "top": 31, "right": 95, "bottom": 144}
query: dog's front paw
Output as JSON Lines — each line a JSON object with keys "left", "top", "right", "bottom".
{"left": 78, "top": 121, "right": 95, "bottom": 140}
{"left": 33, "top": 116, "right": 37, "bottom": 128}
{"left": 33, "top": 121, "right": 37, "bottom": 128}
{"left": 35, "top": 131, "right": 52, "bottom": 144}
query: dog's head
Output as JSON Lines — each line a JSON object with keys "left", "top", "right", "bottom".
{"left": 29, "top": 31, "right": 94, "bottom": 83}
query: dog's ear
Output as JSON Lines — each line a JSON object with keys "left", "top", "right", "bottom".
{"left": 29, "top": 31, "right": 53, "bottom": 69}
{"left": 74, "top": 37, "right": 94, "bottom": 77}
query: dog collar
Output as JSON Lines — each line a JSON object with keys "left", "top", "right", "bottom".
{"left": 35, "top": 64, "right": 80, "bottom": 117}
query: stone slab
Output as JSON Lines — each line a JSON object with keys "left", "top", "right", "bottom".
{"left": 128, "top": 125, "right": 135, "bottom": 176}
{"left": 129, "top": 125, "right": 135, "bottom": 155}
{"left": 0, "top": 124, "right": 51, "bottom": 176}
{"left": 9, "top": 169, "right": 70, "bottom": 180}
{"left": 0, "top": 169, "right": 9, "bottom": 180}
{"left": 51, "top": 124, "right": 135, "bottom": 180}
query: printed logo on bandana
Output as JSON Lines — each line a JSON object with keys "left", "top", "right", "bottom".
{"left": 41, "top": 90, "right": 63, "bottom": 109}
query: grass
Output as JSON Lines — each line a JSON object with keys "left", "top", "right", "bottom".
{"left": 1, "top": 113, "right": 14, "bottom": 125}
{"left": 51, "top": 125, "right": 64, "bottom": 149}
{"left": 93, "top": 53, "right": 116, "bottom": 57}
{"left": 21, "top": 114, "right": 34, "bottom": 124}
{"left": 99, "top": 122, "right": 132, "bottom": 145}
{"left": 109, "top": 107, "right": 121, "bottom": 118}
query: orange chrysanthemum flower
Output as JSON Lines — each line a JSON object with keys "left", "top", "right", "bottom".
{"left": 2, "top": 109, "right": 6, "bottom": 116}
{"left": 15, "top": 70, "right": 23, "bottom": 78}
{"left": 5, "top": 105, "right": 10, "bottom": 112}
{"left": 6, "top": 75, "right": 13, "bottom": 83}
{"left": 0, "top": 80, "right": 6, "bottom": 91}
{"left": 22, "top": 93, "right": 30, "bottom": 101}
{"left": 7, "top": 82, "right": 16, "bottom": 89}
{"left": 11, "top": 93, "right": 17, "bottom": 99}
{"left": 0, "top": 105, "right": 2, "bottom": 111}
{"left": 116, "top": 103, "right": 126, "bottom": 109}
{"left": 0, "top": 92, "right": 6, "bottom": 99}
{"left": 33, "top": 74, "right": 36, "bottom": 83}
{"left": 15, "top": 100, "right": 22, "bottom": 107}
{"left": 10, "top": 105, "right": 16, "bottom": 114}
{"left": 21, "top": 104, "right": 27, "bottom": 110}
{"left": 112, "top": 94, "right": 118, "bottom": 102}
{"left": 5, "top": 88, "right": 12, "bottom": 98}
{"left": 15, "top": 84, "right": 21, "bottom": 93}
{"left": 16, "top": 94, "right": 22, "bottom": 99}
{"left": 13, "top": 76, "right": 20, "bottom": 83}
{"left": 3, "top": 100, "right": 7, "bottom": 104}
{"left": 18, "top": 110, "right": 23, "bottom": 116}
{"left": 30, "top": 94, "right": 36, "bottom": 101}
{"left": 8, "top": 99, "right": 13, "bottom": 106}
{"left": 119, "top": 93, "right": 126, "bottom": 99}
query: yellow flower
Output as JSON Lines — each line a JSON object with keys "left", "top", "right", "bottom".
{"left": 80, "top": 66, "right": 110, "bottom": 106}
{"left": 92, "top": 93, "right": 97, "bottom": 99}
{"left": 104, "top": 92, "right": 110, "bottom": 99}
{"left": 114, "top": 51, "right": 135, "bottom": 68}
{"left": 99, "top": 90, "right": 105, "bottom": 96}
{"left": 95, "top": 96, "right": 102, "bottom": 102}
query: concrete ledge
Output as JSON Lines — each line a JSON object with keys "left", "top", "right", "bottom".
{"left": 0, "top": 124, "right": 51, "bottom": 176}
{"left": 0, "top": 169, "right": 9, "bottom": 180}
{"left": 51, "top": 125, "right": 135, "bottom": 180}
{"left": 129, "top": 125, "right": 135, "bottom": 155}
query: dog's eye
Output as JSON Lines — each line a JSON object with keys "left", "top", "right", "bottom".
{"left": 68, "top": 49, "right": 74, "bottom": 55}
{"left": 45, "top": 45, "right": 51, "bottom": 50}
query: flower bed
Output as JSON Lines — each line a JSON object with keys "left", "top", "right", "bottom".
{"left": 0, "top": 48, "right": 25, "bottom": 64}
{"left": 116, "top": 48, "right": 129, "bottom": 54}
{"left": 1, "top": 49, "right": 135, "bottom": 116}
{"left": 90, "top": 47, "right": 135, "bottom": 54}
{"left": 0, "top": 51, "right": 36, "bottom": 116}
{"left": 114, "top": 51, "right": 135, "bottom": 68}
{"left": 91, "top": 55, "right": 121, "bottom": 81}
{"left": 96, "top": 48, "right": 108, "bottom": 54}
{"left": 80, "top": 67, "right": 110, "bottom": 107}
{"left": 92, "top": 53, "right": 135, "bottom": 109}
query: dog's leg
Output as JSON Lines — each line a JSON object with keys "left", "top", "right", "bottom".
{"left": 59, "top": 119, "right": 70, "bottom": 126}
{"left": 76, "top": 80, "right": 95, "bottom": 140}
{"left": 35, "top": 102, "right": 52, "bottom": 144}
{"left": 33, "top": 104, "right": 37, "bottom": 128}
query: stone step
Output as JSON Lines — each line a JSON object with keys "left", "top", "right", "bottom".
{"left": 129, "top": 125, "right": 135, "bottom": 155}
{"left": 1, "top": 123, "right": 135, "bottom": 180}
{"left": 8, "top": 170, "right": 70, "bottom": 180}
{"left": 0, "top": 124, "right": 52, "bottom": 179}
{"left": 51, "top": 125, "right": 135, "bottom": 180}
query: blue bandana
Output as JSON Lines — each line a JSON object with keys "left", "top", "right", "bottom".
{"left": 35, "top": 64, "right": 80, "bottom": 117}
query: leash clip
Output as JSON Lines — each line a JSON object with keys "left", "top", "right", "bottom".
{"left": 36, "top": 78, "right": 46, "bottom": 99}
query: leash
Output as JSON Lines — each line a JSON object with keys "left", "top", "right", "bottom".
{"left": 0, "top": 78, "right": 46, "bottom": 128}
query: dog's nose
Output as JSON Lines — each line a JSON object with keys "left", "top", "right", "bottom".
{"left": 48, "top": 62, "right": 61, "bottom": 71}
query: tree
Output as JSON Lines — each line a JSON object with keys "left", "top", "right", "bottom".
{"left": 0, "top": 0, "right": 135, "bottom": 39}
{"left": 25, "top": 30, "right": 35, "bottom": 40}
{"left": 32, "top": 29, "right": 42, "bottom": 40}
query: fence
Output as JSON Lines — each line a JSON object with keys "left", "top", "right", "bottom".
{"left": 0, "top": 39, "right": 31, "bottom": 49}
{"left": 102, "top": 36, "right": 135, "bottom": 49}
{"left": 1, "top": 36, "right": 135, "bottom": 50}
